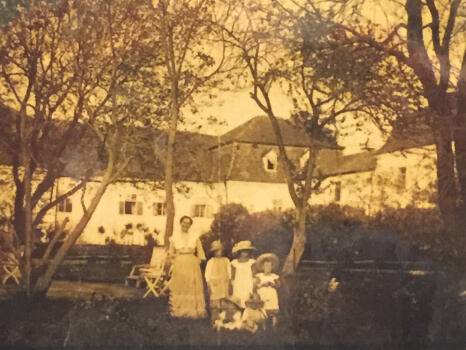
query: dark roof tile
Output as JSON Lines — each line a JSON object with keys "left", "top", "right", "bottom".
{"left": 218, "top": 116, "right": 314, "bottom": 147}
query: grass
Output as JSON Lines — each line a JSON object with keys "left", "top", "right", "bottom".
{"left": 0, "top": 269, "right": 465, "bottom": 348}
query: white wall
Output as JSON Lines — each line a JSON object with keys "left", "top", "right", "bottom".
{"left": 309, "top": 171, "right": 376, "bottom": 214}
{"left": 224, "top": 181, "right": 293, "bottom": 213}
{"left": 0, "top": 144, "right": 439, "bottom": 246}
{"left": 54, "top": 180, "right": 226, "bottom": 245}
{"left": 307, "top": 145, "right": 437, "bottom": 214}
{"left": 372, "top": 145, "right": 437, "bottom": 209}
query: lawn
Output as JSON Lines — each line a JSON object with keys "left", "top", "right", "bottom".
{"left": 0, "top": 268, "right": 465, "bottom": 348}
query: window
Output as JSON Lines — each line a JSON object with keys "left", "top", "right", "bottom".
{"left": 193, "top": 204, "right": 213, "bottom": 218}
{"left": 194, "top": 204, "right": 206, "bottom": 218}
{"left": 153, "top": 202, "right": 166, "bottom": 216}
{"left": 58, "top": 197, "right": 72, "bottom": 213}
{"left": 397, "top": 167, "right": 407, "bottom": 190}
{"left": 334, "top": 181, "right": 342, "bottom": 202}
{"left": 119, "top": 195, "right": 143, "bottom": 215}
{"left": 273, "top": 199, "right": 283, "bottom": 211}
{"left": 263, "top": 150, "right": 278, "bottom": 172}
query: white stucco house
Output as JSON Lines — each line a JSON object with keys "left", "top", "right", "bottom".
{"left": 0, "top": 115, "right": 437, "bottom": 245}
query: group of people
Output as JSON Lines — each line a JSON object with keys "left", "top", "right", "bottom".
{"left": 167, "top": 216, "right": 280, "bottom": 333}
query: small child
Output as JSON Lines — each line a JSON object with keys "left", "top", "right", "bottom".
{"left": 205, "top": 240, "right": 231, "bottom": 324}
{"left": 255, "top": 253, "right": 280, "bottom": 327}
{"left": 231, "top": 241, "right": 257, "bottom": 308}
{"left": 214, "top": 296, "right": 243, "bottom": 330}
{"left": 242, "top": 293, "right": 268, "bottom": 333}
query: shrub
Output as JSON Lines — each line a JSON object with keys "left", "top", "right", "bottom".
{"left": 201, "top": 203, "right": 252, "bottom": 259}
{"left": 303, "top": 204, "right": 435, "bottom": 266}
{"left": 291, "top": 276, "right": 343, "bottom": 341}
{"left": 203, "top": 203, "right": 451, "bottom": 267}
{"left": 249, "top": 210, "right": 294, "bottom": 265}
{"left": 201, "top": 204, "right": 294, "bottom": 263}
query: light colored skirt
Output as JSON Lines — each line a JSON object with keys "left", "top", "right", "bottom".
{"left": 233, "top": 274, "right": 254, "bottom": 308}
{"left": 169, "top": 254, "right": 206, "bottom": 318}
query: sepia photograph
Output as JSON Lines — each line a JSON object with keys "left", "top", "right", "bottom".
{"left": 0, "top": 0, "right": 466, "bottom": 348}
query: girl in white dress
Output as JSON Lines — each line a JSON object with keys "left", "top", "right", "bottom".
{"left": 231, "top": 241, "right": 256, "bottom": 308}
{"left": 255, "top": 253, "right": 280, "bottom": 327}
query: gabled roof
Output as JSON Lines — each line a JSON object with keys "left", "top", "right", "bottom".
{"left": 217, "top": 116, "right": 315, "bottom": 148}
{"left": 0, "top": 107, "right": 216, "bottom": 182}
{"left": 0, "top": 108, "right": 376, "bottom": 183}
{"left": 375, "top": 112, "right": 434, "bottom": 155}
{"left": 374, "top": 93, "right": 461, "bottom": 155}
{"left": 209, "top": 144, "right": 312, "bottom": 183}
{"left": 315, "top": 151, "right": 378, "bottom": 177}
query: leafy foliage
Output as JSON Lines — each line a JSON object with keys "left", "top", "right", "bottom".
{"left": 201, "top": 203, "right": 251, "bottom": 259}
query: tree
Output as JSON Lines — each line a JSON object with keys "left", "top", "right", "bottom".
{"left": 324, "top": 0, "right": 466, "bottom": 249}
{"left": 201, "top": 203, "right": 252, "bottom": 259}
{"left": 147, "top": 0, "right": 238, "bottom": 245}
{"left": 0, "top": 0, "right": 162, "bottom": 295}
{"left": 217, "top": 0, "right": 413, "bottom": 274}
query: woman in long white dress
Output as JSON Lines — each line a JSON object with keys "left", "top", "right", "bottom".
{"left": 168, "top": 216, "right": 206, "bottom": 318}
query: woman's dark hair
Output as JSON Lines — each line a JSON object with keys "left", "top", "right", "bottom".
{"left": 179, "top": 216, "right": 193, "bottom": 225}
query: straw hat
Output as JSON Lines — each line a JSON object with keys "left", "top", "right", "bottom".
{"left": 221, "top": 295, "right": 242, "bottom": 309}
{"left": 255, "top": 253, "right": 280, "bottom": 272}
{"left": 232, "top": 240, "right": 256, "bottom": 254}
{"left": 209, "top": 240, "right": 223, "bottom": 252}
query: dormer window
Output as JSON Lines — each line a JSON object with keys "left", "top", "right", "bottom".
{"left": 263, "top": 150, "right": 278, "bottom": 172}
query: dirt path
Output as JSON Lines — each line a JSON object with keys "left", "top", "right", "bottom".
{"left": 47, "top": 280, "right": 146, "bottom": 299}
{"left": 0, "top": 280, "right": 146, "bottom": 300}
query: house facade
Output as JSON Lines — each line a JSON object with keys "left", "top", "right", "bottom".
{"left": 0, "top": 116, "right": 438, "bottom": 245}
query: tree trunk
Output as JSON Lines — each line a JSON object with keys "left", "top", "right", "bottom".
{"left": 453, "top": 49, "right": 466, "bottom": 246}
{"left": 22, "top": 163, "right": 32, "bottom": 296}
{"left": 163, "top": 99, "right": 179, "bottom": 246}
{"left": 13, "top": 187, "right": 25, "bottom": 245}
{"left": 282, "top": 206, "right": 307, "bottom": 276}
{"left": 429, "top": 93, "right": 460, "bottom": 239}
{"left": 33, "top": 178, "right": 110, "bottom": 296}
{"left": 19, "top": 108, "right": 33, "bottom": 296}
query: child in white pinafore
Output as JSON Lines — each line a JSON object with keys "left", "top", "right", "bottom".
{"left": 205, "top": 240, "right": 231, "bottom": 324}
{"left": 255, "top": 253, "right": 280, "bottom": 327}
{"left": 231, "top": 241, "right": 256, "bottom": 308}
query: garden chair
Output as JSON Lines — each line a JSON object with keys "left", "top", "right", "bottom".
{"left": 125, "top": 246, "right": 169, "bottom": 298}
{"left": 1, "top": 251, "right": 21, "bottom": 285}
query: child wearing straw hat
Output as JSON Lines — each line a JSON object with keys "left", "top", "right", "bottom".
{"left": 205, "top": 240, "right": 231, "bottom": 324}
{"left": 214, "top": 296, "right": 243, "bottom": 330}
{"left": 242, "top": 292, "right": 268, "bottom": 333}
{"left": 254, "top": 253, "right": 280, "bottom": 327}
{"left": 231, "top": 241, "right": 257, "bottom": 308}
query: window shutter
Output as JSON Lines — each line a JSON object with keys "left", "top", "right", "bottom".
{"left": 191, "top": 204, "right": 196, "bottom": 217}
{"left": 67, "top": 199, "right": 73, "bottom": 212}
{"left": 119, "top": 201, "right": 124, "bottom": 215}
{"left": 137, "top": 201, "right": 143, "bottom": 215}
{"left": 206, "top": 205, "right": 213, "bottom": 218}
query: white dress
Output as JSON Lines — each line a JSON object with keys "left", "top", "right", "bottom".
{"left": 256, "top": 272, "right": 279, "bottom": 311}
{"left": 231, "top": 258, "right": 255, "bottom": 308}
{"left": 168, "top": 230, "right": 206, "bottom": 318}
